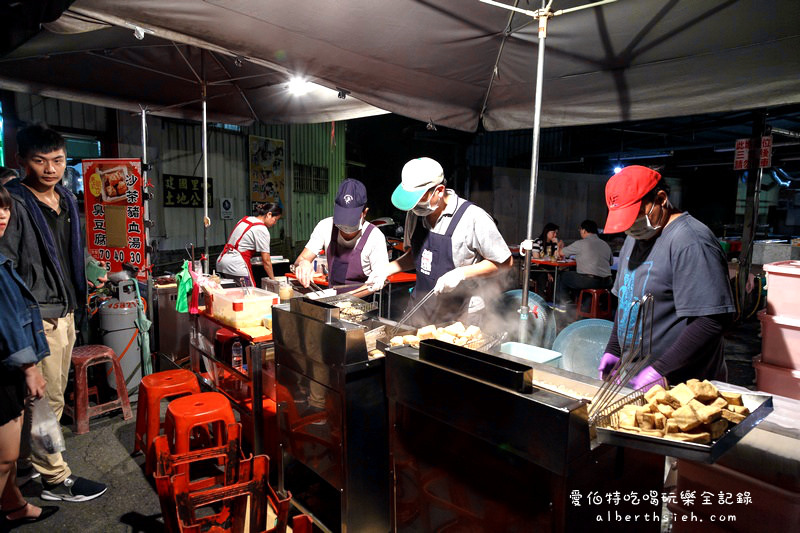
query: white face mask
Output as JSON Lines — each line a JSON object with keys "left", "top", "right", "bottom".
{"left": 411, "top": 188, "right": 441, "bottom": 216}
{"left": 625, "top": 203, "right": 661, "bottom": 240}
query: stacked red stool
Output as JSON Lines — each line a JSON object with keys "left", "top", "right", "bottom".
{"left": 64, "top": 345, "right": 133, "bottom": 435}
{"left": 134, "top": 369, "right": 201, "bottom": 474}
{"left": 575, "top": 288, "right": 614, "bottom": 320}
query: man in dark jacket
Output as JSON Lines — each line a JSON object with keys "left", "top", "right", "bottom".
{"left": 0, "top": 124, "right": 107, "bottom": 502}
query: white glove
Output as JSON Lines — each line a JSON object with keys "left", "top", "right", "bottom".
{"left": 294, "top": 260, "right": 314, "bottom": 288}
{"left": 366, "top": 265, "right": 390, "bottom": 292}
{"left": 433, "top": 267, "right": 466, "bottom": 294}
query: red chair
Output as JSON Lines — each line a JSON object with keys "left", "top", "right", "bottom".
{"left": 64, "top": 345, "right": 133, "bottom": 434}
{"left": 164, "top": 392, "right": 236, "bottom": 456}
{"left": 576, "top": 288, "right": 613, "bottom": 320}
{"left": 134, "top": 369, "right": 200, "bottom": 475}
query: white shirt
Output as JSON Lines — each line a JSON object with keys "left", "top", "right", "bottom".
{"left": 305, "top": 217, "right": 389, "bottom": 278}
{"left": 216, "top": 216, "right": 271, "bottom": 277}
{"left": 403, "top": 190, "right": 511, "bottom": 311}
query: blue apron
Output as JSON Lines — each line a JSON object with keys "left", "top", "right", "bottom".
{"left": 327, "top": 223, "right": 376, "bottom": 294}
{"left": 406, "top": 200, "right": 473, "bottom": 326}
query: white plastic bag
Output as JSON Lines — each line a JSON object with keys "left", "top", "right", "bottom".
{"left": 30, "top": 397, "right": 66, "bottom": 455}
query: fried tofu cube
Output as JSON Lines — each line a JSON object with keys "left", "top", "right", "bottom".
{"left": 417, "top": 325, "right": 437, "bottom": 340}
{"left": 687, "top": 379, "right": 720, "bottom": 402}
{"left": 661, "top": 392, "right": 682, "bottom": 409}
{"left": 721, "top": 409, "right": 746, "bottom": 425}
{"left": 435, "top": 332, "right": 456, "bottom": 344}
{"left": 618, "top": 405, "right": 638, "bottom": 427}
{"left": 444, "top": 322, "right": 466, "bottom": 336}
{"left": 389, "top": 336, "right": 405, "bottom": 347}
{"left": 689, "top": 398, "right": 723, "bottom": 424}
{"left": 653, "top": 412, "right": 667, "bottom": 430}
{"left": 710, "top": 396, "right": 729, "bottom": 410}
{"left": 402, "top": 335, "right": 420, "bottom": 347}
{"left": 672, "top": 404, "right": 703, "bottom": 431}
{"left": 453, "top": 336, "right": 468, "bottom": 346}
{"left": 618, "top": 424, "right": 640, "bottom": 434}
{"left": 656, "top": 403, "right": 675, "bottom": 418}
{"left": 729, "top": 405, "right": 750, "bottom": 416}
{"left": 720, "top": 391, "right": 743, "bottom": 406}
{"left": 644, "top": 384, "right": 666, "bottom": 403}
{"left": 669, "top": 383, "right": 696, "bottom": 405}
{"left": 671, "top": 431, "right": 711, "bottom": 444}
{"left": 637, "top": 412, "right": 657, "bottom": 430}
{"left": 464, "top": 325, "right": 482, "bottom": 339}
{"left": 706, "top": 419, "right": 729, "bottom": 440}
{"left": 665, "top": 419, "right": 681, "bottom": 433}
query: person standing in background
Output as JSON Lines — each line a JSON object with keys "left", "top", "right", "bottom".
{"left": 217, "top": 202, "right": 282, "bottom": 285}
{"left": 0, "top": 182, "right": 59, "bottom": 527}
{"left": 0, "top": 124, "right": 107, "bottom": 502}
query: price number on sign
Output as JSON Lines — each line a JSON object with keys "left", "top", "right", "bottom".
{"left": 130, "top": 251, "right": 142, "bottom": 264}
{"left": 114, "top": 250, "right": 125, "bottom": 263}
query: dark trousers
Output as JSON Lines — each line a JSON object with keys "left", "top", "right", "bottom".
{"left": 556, "top": 271, "right": 612, "bottom": 307}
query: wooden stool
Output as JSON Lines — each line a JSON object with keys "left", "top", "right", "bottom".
{"left": 133, "top": 369, "right": 200, "bottom": 475}
{"left": 576, "top": 288, "right": 613, "bottom": 320}
{"left": 64, "top": 345, "right": 133, "bottom": 435}
{"left": 164, "top": 392, "right": 236, "bottom": 455}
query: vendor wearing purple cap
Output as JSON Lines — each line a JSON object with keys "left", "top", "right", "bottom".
{"left": 368, "top": 157, "right": 512, "bottom": 326}
{"left": 598, "top": 166, "right": 735, "bottom": 389}
{"left": 293, "top": 179, "right": 388, "bottom": 297}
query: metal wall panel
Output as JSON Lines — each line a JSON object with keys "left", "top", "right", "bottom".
{"left": 14, "top": 93, "right": 106, "bottom": 131}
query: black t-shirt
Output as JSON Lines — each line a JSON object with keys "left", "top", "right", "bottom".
{"left": 37, "top": 194, "right": 77, "bottom": 311}
{"left": 612, "top": 213, "right": 735, "bottom": 382}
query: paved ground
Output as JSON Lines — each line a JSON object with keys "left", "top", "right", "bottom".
{"left": 17, "top": 395, "right": 165, "bottom": 533}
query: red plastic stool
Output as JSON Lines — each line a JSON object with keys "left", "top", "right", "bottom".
{"left": 64, "top": 345, "right": 133, "bottom": 435}
{"left": 164, "top": 392, "right": 236, "bottom": 455}
{"left": 576, "top": 288, "right": 613, "bottom": 320}
{"left": 134, "top": 369, "right": 200, "bottom": 474}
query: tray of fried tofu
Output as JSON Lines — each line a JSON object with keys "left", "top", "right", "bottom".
{"left": 594, "top": 379, "right": 773, "bottom": 463}
{"left": 380, "top": 321, "right": 490, "bottom": 352}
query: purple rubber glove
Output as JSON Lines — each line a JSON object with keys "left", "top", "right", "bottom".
{"left": 628, "top": 365, "right": 664, "bottom": 392}
{"left": 598, "top": 352, "right": 620, "bottom": 380}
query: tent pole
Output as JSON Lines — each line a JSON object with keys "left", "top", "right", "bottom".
{"left": 519, "top": 6, "right": 549, "bottom": 344}
{"left": 141, "top": 107, "right": 154, "bottom": 371}
{"left": 202, "top": 82, "right": 210, "bottom": 274}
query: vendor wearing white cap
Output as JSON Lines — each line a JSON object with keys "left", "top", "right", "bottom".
{"left": 368, "top": 157, "right": 512, "bottom": 326}
{"left": 294, "top": 179, "right": 389, "bottom": 297}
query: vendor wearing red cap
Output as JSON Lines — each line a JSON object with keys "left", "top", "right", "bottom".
{"left": 368, "top": 157, "right": 512, "bottom": 326}
{"left": 293, "top": 179, "right": 388, "bottom": 297}
{"left": 598, "top": 165, "right": 735, "bottom": 389}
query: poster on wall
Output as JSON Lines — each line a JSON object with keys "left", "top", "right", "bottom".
{"left": 82, "top": 158, "right": 148, "bottom": 282}
{"left": 248, "top": 135, "right": 285, "bottom": 210}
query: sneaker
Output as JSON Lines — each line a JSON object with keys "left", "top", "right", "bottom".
{"left": 40, "top": 475, "right": 107, "bottom": 502}
{"left": 15, "top": 465, "right": 40, "bottom": 486}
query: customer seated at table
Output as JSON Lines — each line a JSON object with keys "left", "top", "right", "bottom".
{"left": 529, "top": 222, "right": 562, "bottom": 300}
{"left": 555, "top": 219, "right": 613, "bottom": 311}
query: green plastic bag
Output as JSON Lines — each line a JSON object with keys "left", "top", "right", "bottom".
{"left": 175, "top": 260, "right": 192, "bottom": 313}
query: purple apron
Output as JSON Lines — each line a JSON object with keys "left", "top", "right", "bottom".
{"left": 406, "top": 200, "right": 473, "bottom": 326}
{"left": 327, "top": 223, "right": 376, "bottom": 294}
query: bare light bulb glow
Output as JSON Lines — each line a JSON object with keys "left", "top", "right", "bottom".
{"left": 614, "top": 166, "right": 623, "bottom": 174}
{"left": 288, "top": 77, "right": 312, "bottom": 96}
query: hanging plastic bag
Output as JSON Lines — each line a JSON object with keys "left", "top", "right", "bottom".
{"left": 30, "top": 397, "right": 66, "bottom": 455}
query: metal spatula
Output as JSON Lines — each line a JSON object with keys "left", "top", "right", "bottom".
{"left": 389, "top": 289, "right": 435, "bottom": 338}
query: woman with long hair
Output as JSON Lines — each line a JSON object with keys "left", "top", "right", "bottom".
{"left": 0, "top": 183, "right": 58, "bottom": 529}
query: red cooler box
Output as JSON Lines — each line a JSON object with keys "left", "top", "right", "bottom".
{"left": 763, "top": 260, "right": 800, "bottom": 319}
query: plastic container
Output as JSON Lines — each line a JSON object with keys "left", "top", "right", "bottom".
{"left": 763, "top": 260, "right": 800, "bottom": 318}
{"left": 499, "top": 342, "right": 561, "bottom": 367}
{"left": 211, "top": 288, "right": 279, "bottom": 329}
{"left": 668, "top": 459, "right": 800, "bottom": 533}
{"left": 754, "top": 356, "right": 800, "bottom": 400}
{"left": 759, "top": 311, "right": 800, "bottom": 369}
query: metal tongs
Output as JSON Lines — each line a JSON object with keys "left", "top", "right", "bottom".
{"left": 588, "top": 293, "right": 656, "bottom": 423}
{"left": 389, "top": 288, "right": 436, "bottom": 337}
